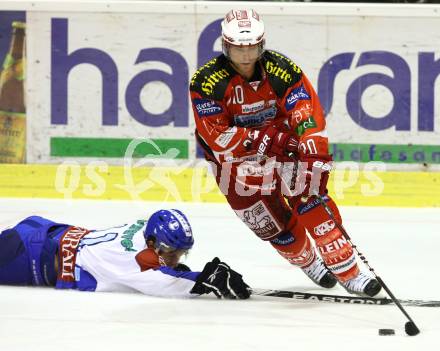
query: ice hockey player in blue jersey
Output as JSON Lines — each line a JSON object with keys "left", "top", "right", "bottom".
{"left": 0, "top": 209, "right": 251, "bottom": 299}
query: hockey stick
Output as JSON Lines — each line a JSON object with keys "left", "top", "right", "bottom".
{"left": 252, "top": 288, "right": 440, "bottom": 307}
{"left": 314, "top": 193, "right": 420, "bottom": 336}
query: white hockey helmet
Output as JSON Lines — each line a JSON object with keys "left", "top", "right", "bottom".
{"left": 221, "top": 9, "right": 265, "bottom": 58}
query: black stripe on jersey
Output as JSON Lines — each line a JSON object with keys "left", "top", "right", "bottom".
{"left": 190, "top": 55, "right": 236, "bottom": 101}
{"left": 261, "top": 51, "right": 303, "bottom": 98}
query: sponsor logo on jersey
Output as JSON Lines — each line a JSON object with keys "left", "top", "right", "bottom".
{"left": 237, "top": 160, "right": 276, "bottom": 177}
{"left": 242, "top": 129, "right": 258, "bottom": 149}
{"left": 190, "top": 58, "right": 231, "bottom": 96}
{"left": 234, "top": 106, "right": 277, "bottom": 127}
{"left": 317, "top": 234, "right": 353, "bottom": 267}
{"left": 314, "top": 219, "right": 336, "bottom": 236}
{"left": 285, "top": 85, "right": 311, "bottom": 111}
{"left": 120, "top": 220, "right": 146, "bottom": 252}
{"left": 242, "top": 100, "right": 265, "bottom": 113}
{"left": 265, "top": 60, "right": 292, "bottom": 84}
{"left": 297, "top": 194, "right": 329, "bottom": 215}
{"left": 58, "top": 226, "right": 90, "bottom": 282}
{"left": 235, "top": 201, "right": 282, "bottom": 240}
{"left": 268, "top": 51, "right": 302, "bottom": 74}
{"left": 201, "top": 69, "right": 230, "bottom": 95}
{"left": 292, "top": 102, "right": 312, "bottom": 124}
{"left": 271, "top": 231, "right": 295, "bottom": 245}
{"left": 265, "top": 52, "right": 301, "bottom": 85}
{"left": 318, "top": 236, "right": 349, "bottom": 254}
{"left": 241, "top": 100, "right": 275, "bottom": 113}
{"left": 282, "top": 248, "right": 314, "bottom": 266}
{"left": 215, "top": 127, "right": 237, "bottom": 147}
{"left": 224, "top": 154, "right": 260, "bottom": 163}
{"left": 257, "top": 134, "right": 271, "bottom": 156}
{"left": 194, "top": 98, "right": 223, "bottom": 117}
{"left": 326, "top": 254, "right": 357, "bottom": 274}
{"left": 296, "top": 116, "right": 317, "bottom": 136}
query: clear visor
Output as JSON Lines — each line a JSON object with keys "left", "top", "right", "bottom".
{"left": 157, "top": 244, "right": 189, "bottom": 268}
{"left": 156, "top": 242, "right": 189, "bottom": 255}
{"left": 223, "top": 40, "right": 265, "bottom": 60}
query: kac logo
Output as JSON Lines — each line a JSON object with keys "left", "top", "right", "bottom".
{"left": 285, "top": 85, "right": 311, "bottom": 111}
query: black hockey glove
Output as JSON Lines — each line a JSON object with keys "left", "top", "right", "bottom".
{"left": 190, "top": 257, "right": 251, "bottom": 299}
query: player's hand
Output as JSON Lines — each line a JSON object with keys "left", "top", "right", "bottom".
{"left": 252, "top": 126, "right": 299, "bottom": 160}
{"left": 190, "top": 257, "right": 251, "bottom": 299}
{"left": 294, "top": 154, "right": 333, "bottom": 197}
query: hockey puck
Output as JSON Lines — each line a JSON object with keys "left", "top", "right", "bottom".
{"left": 378, "top": 329, "right": 395, "bottom": 336}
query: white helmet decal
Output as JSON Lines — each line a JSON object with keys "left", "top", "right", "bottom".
{"left": 169, "top": 209, "right": 193, "bottom": 237}
{"left": 168, "top": 219, "right": 180, "bottom": 231}
{"left": 221, "top": 9, "right": 265, "bottom": 47}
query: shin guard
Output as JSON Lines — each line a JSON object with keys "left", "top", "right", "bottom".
{"left": 270, "top": 226, "right": 315, "bottom": 268}
{"left": 314, "top": 227, "right": 358, "bottom": 282}
{"left": 295, "top": 196, "right": 359, "bottom": 282}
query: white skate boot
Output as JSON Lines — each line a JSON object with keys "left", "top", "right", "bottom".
{"left": 342, "top": 272, "right": 382, "bottom": 297}
{"left": 301, "top": 254, "right": 337, "bottom": 289}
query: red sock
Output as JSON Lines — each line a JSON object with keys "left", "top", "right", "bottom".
{"left": 314, "top": 226, "right": 359, "bottom": 282}
{"left": 270, "top": 225, "right": 316, "bottom": 268}
{"left": 294, "top": 196, "right": 360, "bottom": 282}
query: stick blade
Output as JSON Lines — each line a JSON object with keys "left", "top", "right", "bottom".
{"left": 405, "top": 321, "right": 420, "bottom": 336}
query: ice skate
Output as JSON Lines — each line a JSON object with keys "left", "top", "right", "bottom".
{"left": 341, "top": 272, "right": 382, "bottom": 297}
{"left": 301, "top": 254, "right": 337, "bottom": 288}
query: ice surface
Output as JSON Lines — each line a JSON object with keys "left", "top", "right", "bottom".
{"left": 0, "top": 198, "right": 439, "bottom": 351}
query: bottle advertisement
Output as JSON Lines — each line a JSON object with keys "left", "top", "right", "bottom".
{"left": 0, "top": 11, "right": 26, "bottom": 164}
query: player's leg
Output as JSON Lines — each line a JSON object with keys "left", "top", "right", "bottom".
{"left": 0, "top": 216, "right": 64, "bottom": 286}
{"left": 270, "top": 220, "right": 336, "bottom": 288}
{"left": 0, "top": 227, "right": 32, "bottom": 285}
{"left": 293, "top": 195, "right": 381, "bottom": 296}
{"left": 218, "top": 173, "right": 336, "bottom": 289}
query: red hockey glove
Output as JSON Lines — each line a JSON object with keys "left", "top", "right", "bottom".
{"left": 252, "top": 126, "right": 299, "bottom": 160}
{"left": 294, "top": 154, "right": 333, "bottom": 197}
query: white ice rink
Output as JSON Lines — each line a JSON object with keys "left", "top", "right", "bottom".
{"left": 0, "top": 198, "right": 439, "bottom": 351}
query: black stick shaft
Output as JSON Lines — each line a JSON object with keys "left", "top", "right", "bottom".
{"left": 314, "top": 194, "right": 420, "bottom": 328}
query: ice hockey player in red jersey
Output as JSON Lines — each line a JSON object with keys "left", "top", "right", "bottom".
{"left": 190, "top": 9, "right": 381, "bottom": 297}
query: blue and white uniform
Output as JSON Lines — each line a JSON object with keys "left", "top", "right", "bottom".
{"left": 71, "top": 221, "right": 199, "bottom": 298}
{"left": 0, "top": 216, "right": 200, "bottom": 298}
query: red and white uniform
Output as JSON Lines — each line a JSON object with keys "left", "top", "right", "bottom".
{"left": 191, "top": 51, "right": 328, "bottom": 187}
{"left": 190, "top": 51, "right": 359, "bottom": 282}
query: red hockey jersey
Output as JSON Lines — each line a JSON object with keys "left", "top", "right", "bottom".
{"left": 190, "top": 50, "right": 329, "bottom": 190}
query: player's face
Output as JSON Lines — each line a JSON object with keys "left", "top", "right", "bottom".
{"left": 159, "top": 248, "right": 187, "bottom": 268}
{"left": 228, "top": 44, "right": 260, "bottom": 78}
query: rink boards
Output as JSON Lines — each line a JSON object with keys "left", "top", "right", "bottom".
{"left": 0, "top": 164, "right": 438, "bottom": 207}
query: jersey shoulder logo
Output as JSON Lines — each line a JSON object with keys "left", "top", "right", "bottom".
{"left": 262, "top": 51, "right": 303, "bottom": 98}
{"left": 190, "top": 55, "right": 235, "bottom": 100}
{"left": 285, "top": 84, "right": 311, "bottom": 111}
{"left": 193, "top": 98, "right": 223, "bottom": 118}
